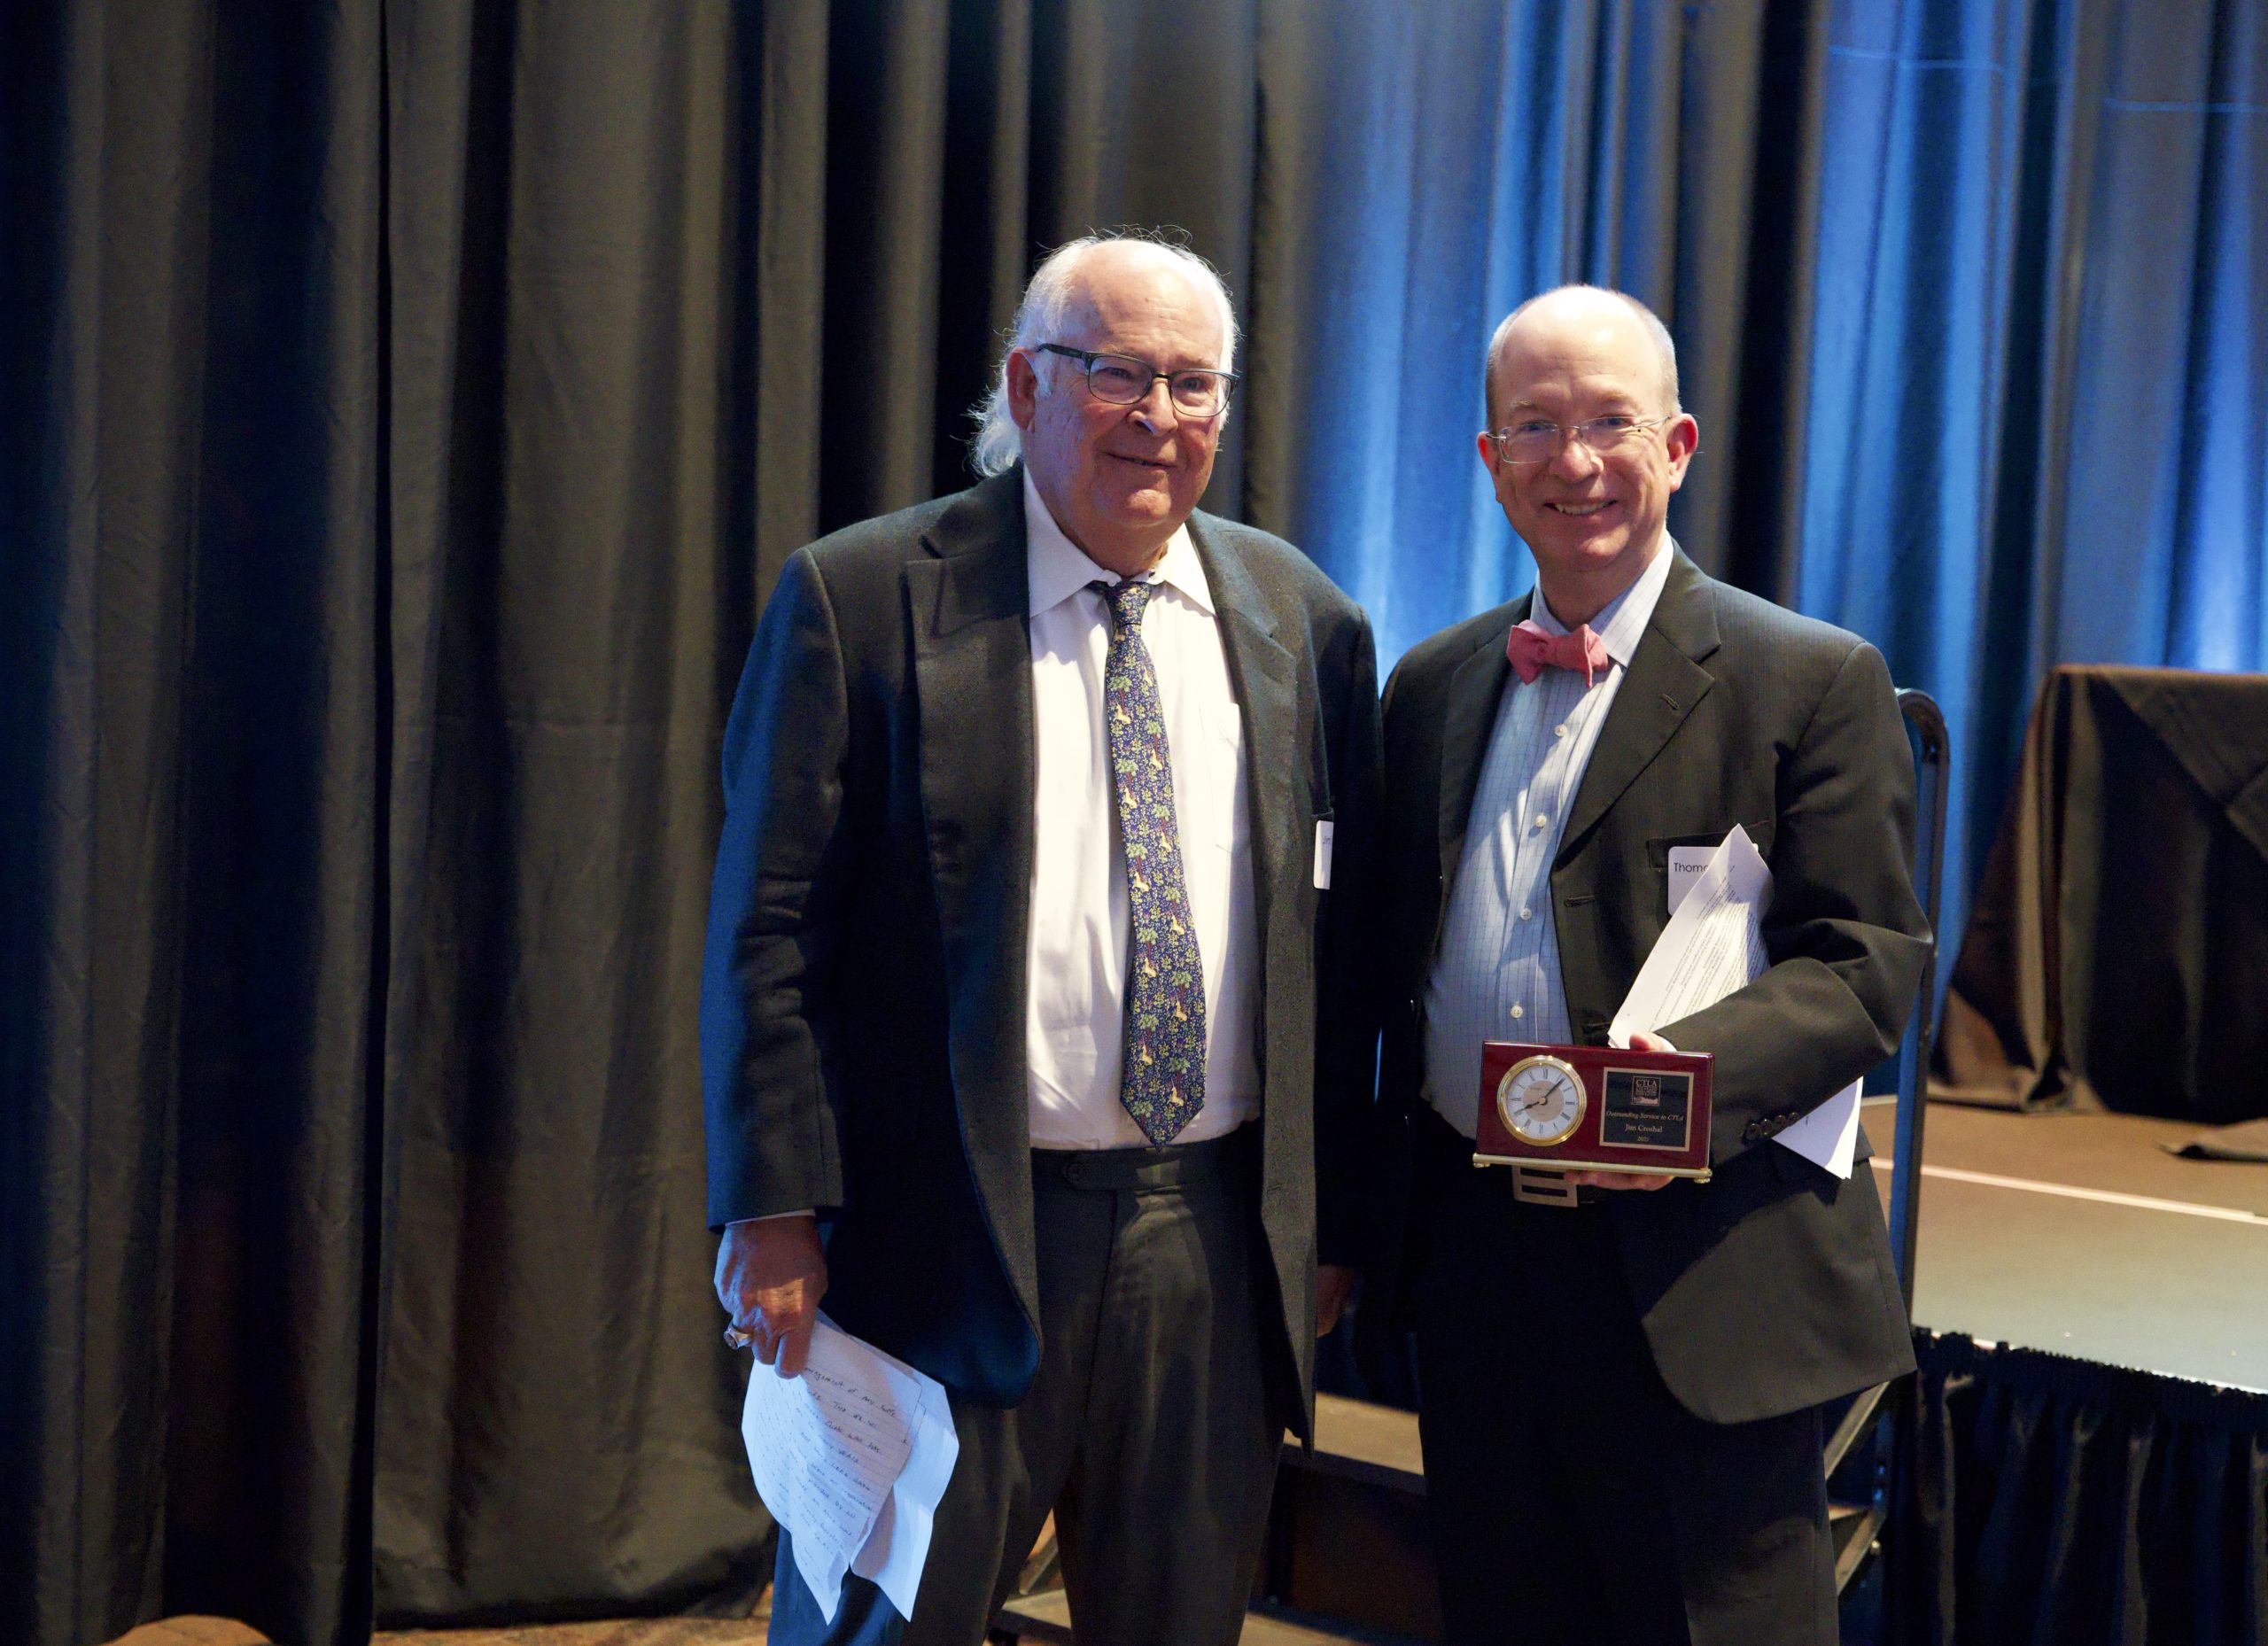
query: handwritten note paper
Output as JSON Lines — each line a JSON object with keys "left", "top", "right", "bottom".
{"left": 741, "top": 1316, "right": 959, "bottom": 1624}
{"left": 1610, "top": 825, "right": 1862, "bottom": 1178}
{"left": 848, "top": 1363, "right": 958, "bottom": 1611}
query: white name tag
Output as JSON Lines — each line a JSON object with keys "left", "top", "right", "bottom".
{"left": 1313, "top": 820, "right": 1335, "bottom": 890}
{"left": 1666, "top": 846, "right": 1714, "bottom": 914}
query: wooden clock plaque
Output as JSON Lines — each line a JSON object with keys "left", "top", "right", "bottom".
{"left": 1473, "top": 1041, "right": 1714, "bottom": 1181}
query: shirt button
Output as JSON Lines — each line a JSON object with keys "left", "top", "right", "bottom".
{"left": 1518, "top": 905, "right": 1534, "bottom": 920}
{"left": 1532, "top": 813, "right": 1548, "bottom": 830}
{"left": 1510, "top": 1004, "right": 1525, "bottom": 1020}
{"left": 1554, "top": 724, "right": 1568, "bottom": 738}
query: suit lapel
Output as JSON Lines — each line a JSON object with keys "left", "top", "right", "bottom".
{"left": 1437, "top": 597, "right": 1522, "bottom": 889}
{"left": 1555, "top": 551, "right": 1722, "bottom": 864}
{"left": 908, "top": 473, "right": 1037, "bottom": 1259}
{"left": 1189, "top": 520, "right": 1298, "bottom": 993}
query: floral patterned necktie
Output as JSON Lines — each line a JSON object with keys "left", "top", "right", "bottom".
{"left": 1092, "top": 579, "right": 1206, "bottom": 1145}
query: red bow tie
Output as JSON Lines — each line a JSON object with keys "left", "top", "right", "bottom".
{"left": 1505, "top": 619, "right": 1609, "bottom": 687}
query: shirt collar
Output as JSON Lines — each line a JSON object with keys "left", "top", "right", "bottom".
{"left": 1529, "top": 536, "right": 1676, "bottom": 668}
{"left": 1022, "top": 468, "right": 1214, "bottom": 617}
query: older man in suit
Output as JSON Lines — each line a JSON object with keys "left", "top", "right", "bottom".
{"left": 1366, "top": 285, "right": 1930, "bottom": 1644}
{"left": 702, "top": 233, "right": 1379, "bottom": 1646}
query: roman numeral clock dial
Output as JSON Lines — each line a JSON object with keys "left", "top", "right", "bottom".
{"left": 1496, "top": 1054, "right": 1587, "bottom": 1145}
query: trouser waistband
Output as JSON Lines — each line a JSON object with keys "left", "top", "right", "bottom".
{"left": 1032, "top": 1123, "right": 1257, "bottom": 1192}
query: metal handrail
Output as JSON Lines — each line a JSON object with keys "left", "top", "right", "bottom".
{"left": 1891, "top": 688, "right": 1950, "bottom": 1308}
{"left": 1829, "top": 688, "right": 1951, "bottom": 1605}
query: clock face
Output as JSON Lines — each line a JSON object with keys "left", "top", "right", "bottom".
{"left": 1496, "top": 1055, "right": 1587, "bottom": 1145}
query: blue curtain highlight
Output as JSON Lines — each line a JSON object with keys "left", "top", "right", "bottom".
{"left": 1802, "top": 0, "right": 2266, "bottom": 974}
{"left": 1266, "top": 0, "right": 2266, "bottom": 980}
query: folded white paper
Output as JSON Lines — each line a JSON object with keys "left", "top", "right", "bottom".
{"left": 741, "top": 1316, "right": 960, "bottom": 1625}
{"left": 1770, "top": 1074, "right": 1864, "bottom": 1176}
{"left": 1608, "top": 824, "right": 1860, "bottom": 1178}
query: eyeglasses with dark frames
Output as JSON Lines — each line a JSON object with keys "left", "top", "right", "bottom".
{"left": 1035, "top": 344, "right": 1238, "bottom": 419}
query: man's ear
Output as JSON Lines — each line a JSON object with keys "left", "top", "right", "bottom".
{"left": 1006, "top": 350, "right": 1040, "bottom": 431}
{"left": 1475, "top": 429, "right": 1500, "bottom": 477}
{"left": 1663, "top": 413, "right": 1700, "bottom": 485}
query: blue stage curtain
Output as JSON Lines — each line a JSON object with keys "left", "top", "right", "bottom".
{"left": 1250, "top": 1, "right": 1829, "bottom": 667}
{"left": 1261, "top": 0, "right": 2266, "bottom": 981}
{"left": 1799, "top": 0, "right": 2268, "bottom": 982}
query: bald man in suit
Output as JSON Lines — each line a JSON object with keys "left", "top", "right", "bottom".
{"left": 1364, "top": 286, "right": 1928, "bottom": 1644}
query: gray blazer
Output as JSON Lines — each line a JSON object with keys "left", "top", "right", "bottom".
{"left": 702, "top": 467, "right": 1382, "bottom": 1425}
{"left": 1368, "top": 548, "right": 1928, "bottom": 1423}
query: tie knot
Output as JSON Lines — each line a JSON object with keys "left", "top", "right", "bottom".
{"left": 1092, "top": 578, "right": 1153, "bottom": 630}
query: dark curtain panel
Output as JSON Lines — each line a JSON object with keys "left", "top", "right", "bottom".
{"left": 2, "top": 4, "right": 774, "bottom": 1642}
{"left": 1933, "top": 666, "right": 2268, "bottom": 1119}
{"left": 369, "top": 4, "right": 766, "bottom": 1626}
{"left": 4, "top": 4, "right": 2262, "bottom": 1646}
{"left": 1892, "top": 1332, "right": 2268, "bottom": 1646}
{"left": 4, "top": 5, "right": 391, "bottom": 1644}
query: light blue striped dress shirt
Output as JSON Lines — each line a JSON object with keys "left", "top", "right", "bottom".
{"left": 1423, "top": 543, "right": 1678, "bottom": 1137}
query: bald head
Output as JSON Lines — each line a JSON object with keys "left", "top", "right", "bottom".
{"left": 1473, "top": 283, "right": 1700, "bottom": 626}
{"left": 1058, "top": 238, "right": 1235, "bottom": 348}
{"left": 1483, "top": 286, "right": 1681, "bottom": 430}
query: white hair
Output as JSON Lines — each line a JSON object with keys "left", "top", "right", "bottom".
{"left": 1483, "top": 284, "right": 1682, "bottom": 424}
{"left": 967, "top": 232, "right": 1239, "bottom": 477}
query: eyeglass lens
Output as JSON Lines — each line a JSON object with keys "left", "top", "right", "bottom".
{"left": 1083, "top": 353, "right": 1230, "bottom": 415}
{"left": 1498, "top": 417, "right": 1651, "bottom": 462}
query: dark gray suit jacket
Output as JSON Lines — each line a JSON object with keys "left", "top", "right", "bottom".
{"left": 702, "top": 467, "right": 1381, "bottom": 1425}
{"left": 1369, "top": 549, "right": 1928, "bottom": 1424}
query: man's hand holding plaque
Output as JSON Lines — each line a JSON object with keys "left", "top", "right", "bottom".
{"left": 1473, "top": 1029, "right": 1713, "bottom": 1185}
{"left": 1567, "top": 1029, "right": 1678, "bottom": 1191}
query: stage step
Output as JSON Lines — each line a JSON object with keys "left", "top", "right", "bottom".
{"left": 1259, "top": 1393, "right": 1438, "bottom": 1642}
{"left": 990, "top": 1394, "right": 1435, "bottom": 1645}
{"left": 1267, "top": 1393, "right": 1883, "bottom": 1640}
{"left": 995, "top": 1391, "right": 1884, "bottom": 1643}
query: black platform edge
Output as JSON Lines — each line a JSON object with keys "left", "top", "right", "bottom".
{"left": 1917, "top": 1328, "right": 2268, "bottom": 1428}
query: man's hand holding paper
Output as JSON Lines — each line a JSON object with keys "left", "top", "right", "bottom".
{"left": 740, "top": 1315, "right": 959, "bottom": 1627}
{"left": 1609, "top": 824, "right": 1863, "bottom": 1178}
{"left": 716, "top": 1213, "right": 828, "bottom": 1375}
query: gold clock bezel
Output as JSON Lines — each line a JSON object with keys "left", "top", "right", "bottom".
{"left": 1495, "top": 1053, "right": 1587, "bottom": 1146}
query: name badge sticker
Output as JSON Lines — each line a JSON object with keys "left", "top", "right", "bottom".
{"left": 1666, "top": 846, "right": 1714, "bottom": 915}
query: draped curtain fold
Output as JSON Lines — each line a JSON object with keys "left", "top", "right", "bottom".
{"left": 1891, "top": 1332, "right": 2268, "bottom": 1646}
{"left": 1799, "top": 0, "right": 2268, "bottom": 975}
{"left": 4, "top": 4, "right": 2262, "bottom": 1646}
{"left": 369, "top": 3, "right": 764, "bottom": 1624}
{"left": 4, "top": 5, "right": 392, "bottom": 1642}
{"left": 1254, "top": 0, "right": 1832, "bottom": 653}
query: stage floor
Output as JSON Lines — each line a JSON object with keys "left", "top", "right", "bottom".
{"left": 1875, "top": 1099, "right": 2268, "bottom": 1392}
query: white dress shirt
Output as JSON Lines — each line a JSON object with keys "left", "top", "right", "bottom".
{"left": 1022, "top": 470, "right": 1261, "bottom": 1149}
{"left": 1422, "top": 540, "right": 1676, "bottom": 1135}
